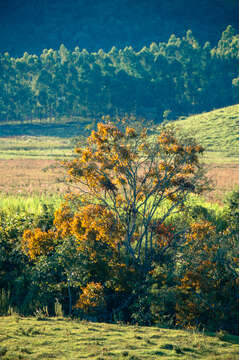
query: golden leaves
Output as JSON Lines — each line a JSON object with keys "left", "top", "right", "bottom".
{"left": 71, "top": 204, "right": 123, "bottom": 248}
{"left": 22, "top": 228, "right": 56, "bottom": 260}
{"left": 74, "top": 282, "right": 105, "bottom": 312}
{"left": 125, "top": 126, "right": 137, "bottom": 138}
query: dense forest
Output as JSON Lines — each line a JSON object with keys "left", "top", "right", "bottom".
{"left": 1, "top": 26, "right": 239, "bottom": 122}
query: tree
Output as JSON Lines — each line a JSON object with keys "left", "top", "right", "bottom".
{"left": 175, "top": 220, "right": 239, "bottom": 332}
{"left": 64, "top": 119, "right": 207, "bottom": 269}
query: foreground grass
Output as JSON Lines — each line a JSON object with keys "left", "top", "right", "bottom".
{"left": 0, "top": 317, "right": 239, "bottom": 360}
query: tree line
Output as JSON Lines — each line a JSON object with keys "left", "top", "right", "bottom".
{"left": 1, "top": 26, "right": 239, "bottom": 123}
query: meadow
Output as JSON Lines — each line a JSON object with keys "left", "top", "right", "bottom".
{"left": 1, "top": 104, "right": 239, "bottom": 201}
{"left": 175, "top": 104, "right": 239, "bottom": 161}
{"left": 1, "top": 316, "right": 239, "bottom": 360}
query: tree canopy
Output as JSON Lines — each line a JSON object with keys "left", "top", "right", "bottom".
{"left": 1, "top": 27, "right": 239, "bottom": 122}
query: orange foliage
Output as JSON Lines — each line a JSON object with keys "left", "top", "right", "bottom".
{"left": 71, "top": 204, "right": 123, "bottom": 248}
{"left": 74, "top": 282, "right": 105, "bottom": 312}
{"left": 176, "top": 220, "right": 239, "bottom": 329}
{"left": 54, "top": 204, "right": 73, "bottom": 238}
{"left": 22, "top": 228, "right": 56, "bottom": 260}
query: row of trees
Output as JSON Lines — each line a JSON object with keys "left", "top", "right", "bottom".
{"left": 1, "top": 26, "right": 239, "bottom": 122}
{"left": 1, "top": 121, "right": 239, "bottom": 332}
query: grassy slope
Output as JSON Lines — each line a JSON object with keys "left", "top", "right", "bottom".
{"left": 0, "top": 317, "right": 239, "bottom": 360}
{"left": 1, "top": 104, "right": 239, "bottom": 161}
{"left": 174, "top": 104, "right": 239, "bottom": 162}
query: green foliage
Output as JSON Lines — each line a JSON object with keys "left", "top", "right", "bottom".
{"left": 0, "top": 203, "right": 57, "bottom": 315}
{"left": 224, "top": 187, "right": 239, "bottom": 231}
{"left": 1, "top": 27, "right": 239, "bottom": 122}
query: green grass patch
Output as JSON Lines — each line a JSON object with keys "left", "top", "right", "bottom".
{"left": 0, "top": 316, "right": 239, "bottom": 359}
{"left": 0, "top": 118, "right": 90, "bottom": 158}
{"left": 0, "top": 136, "right": 76, "bottom": 159}
{"left": 174, "top": 104, "right": 239, "bottom": 163}
{"left": 0, "top": 194, "right": 62, "bottom": 216}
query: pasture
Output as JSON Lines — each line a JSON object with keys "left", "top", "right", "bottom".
{"left": 174, "top": 104, "right": 239, "bottom": 161}
{"left": 1, "top": 316, "right": 239, "bottom": 359}
{"left": 0, "top": 157, "right": 238, "bottom": 203}
{"left": 0, "top": 111, "right": 239, "bottom": 359}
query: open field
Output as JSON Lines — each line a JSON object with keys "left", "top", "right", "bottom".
{"left": 0, "top": 119, "right": 87, "bottom": 138}
{"left": 0, "top": 119, "right": 88, "bottom": 159}
{"left": 1, "top": 103, "right": 239, "bottom": 162}
{"left": 0, "top": 105, "right": 239, "bottom": 200}
{"left": 0, "top": 159, "right": 67, "bottom": 197}
{"left": 174, "top": 104, "right": 239, "bottom": 161}
{"left": 0, "top": 136, "right": 76, "bottom": 159}
{"left": 0, "top": 159, "right": 238, "bottom": 203}
{"left": 0, "top": 316, "right": 239, "bottom": 360}
{"left": 205, "top": 162, "right": 239, "bottom": 202}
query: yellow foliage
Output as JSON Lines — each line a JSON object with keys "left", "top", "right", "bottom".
{"left": 22, "top": 228, "right": 56, "bottom": 260}
{"left": 74, "top": 282, "right": 105, "bottom": 312}
{"left": 54, "top": 204, "right": 73, "bottom": 238}
{"left": 71, "top": 204, "right": 123, "bottom": 248}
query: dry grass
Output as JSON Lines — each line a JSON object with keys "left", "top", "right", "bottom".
{"left": 205, "top": 163, "right": 239, "bottom": 203}
{"left": 0, "top": 159, "right": 239, "bottom": 201}
{"left": 0, "top": 159, "right": 67, "bottom": 196}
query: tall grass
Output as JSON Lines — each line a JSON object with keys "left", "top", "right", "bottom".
{"left": 0, "top": 194, "right": 62, "bottom": 216}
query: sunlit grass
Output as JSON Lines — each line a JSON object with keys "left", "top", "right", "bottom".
{"left": 174, "top": 104, "right": 239, "bottom": 163}
{"left": 0, "top": 194, "right": 62, "bottom": 215}
{"left": 0, "top": 316, "right": 239, "bottom": 359}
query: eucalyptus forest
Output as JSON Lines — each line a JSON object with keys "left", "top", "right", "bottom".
{"left": 1, "top": 26, "right": 239, "bottom": 122}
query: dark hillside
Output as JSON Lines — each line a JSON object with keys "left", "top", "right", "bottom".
{"left": 1, "top": 0, "right": 239, "bottom": 56}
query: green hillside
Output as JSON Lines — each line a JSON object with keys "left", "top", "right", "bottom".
{"left": 174, "top": 104, "right": 239, "bottom": 161}
{"left": 1, "top": 316, "right": 239, "bottom": 359}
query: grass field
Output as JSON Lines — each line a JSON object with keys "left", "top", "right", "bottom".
{"left": 174, "top": 104, "right": 239, "bottom": 162}
{"left": 0, "top": 159, "right": 67, "bottom": 197}
{"left": 0, "top": 316, "right": 239, "bottom": 360}
{"left": 0, "top": 119, "right": 87, "bottom": 138}
{"left": 0, "top": 118, "right": 87, "bottom": 159}
{"left": 0, "top": 111, "right": 239, "bottom": 359}
{"left": 0, "top": 136, "right": 76, "bottom": 159}
{"left": 0, "top": 158, "right": 238, "bottom": 203}
{"left": 0, "top": 106, "right": 239, "bottom": 201}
